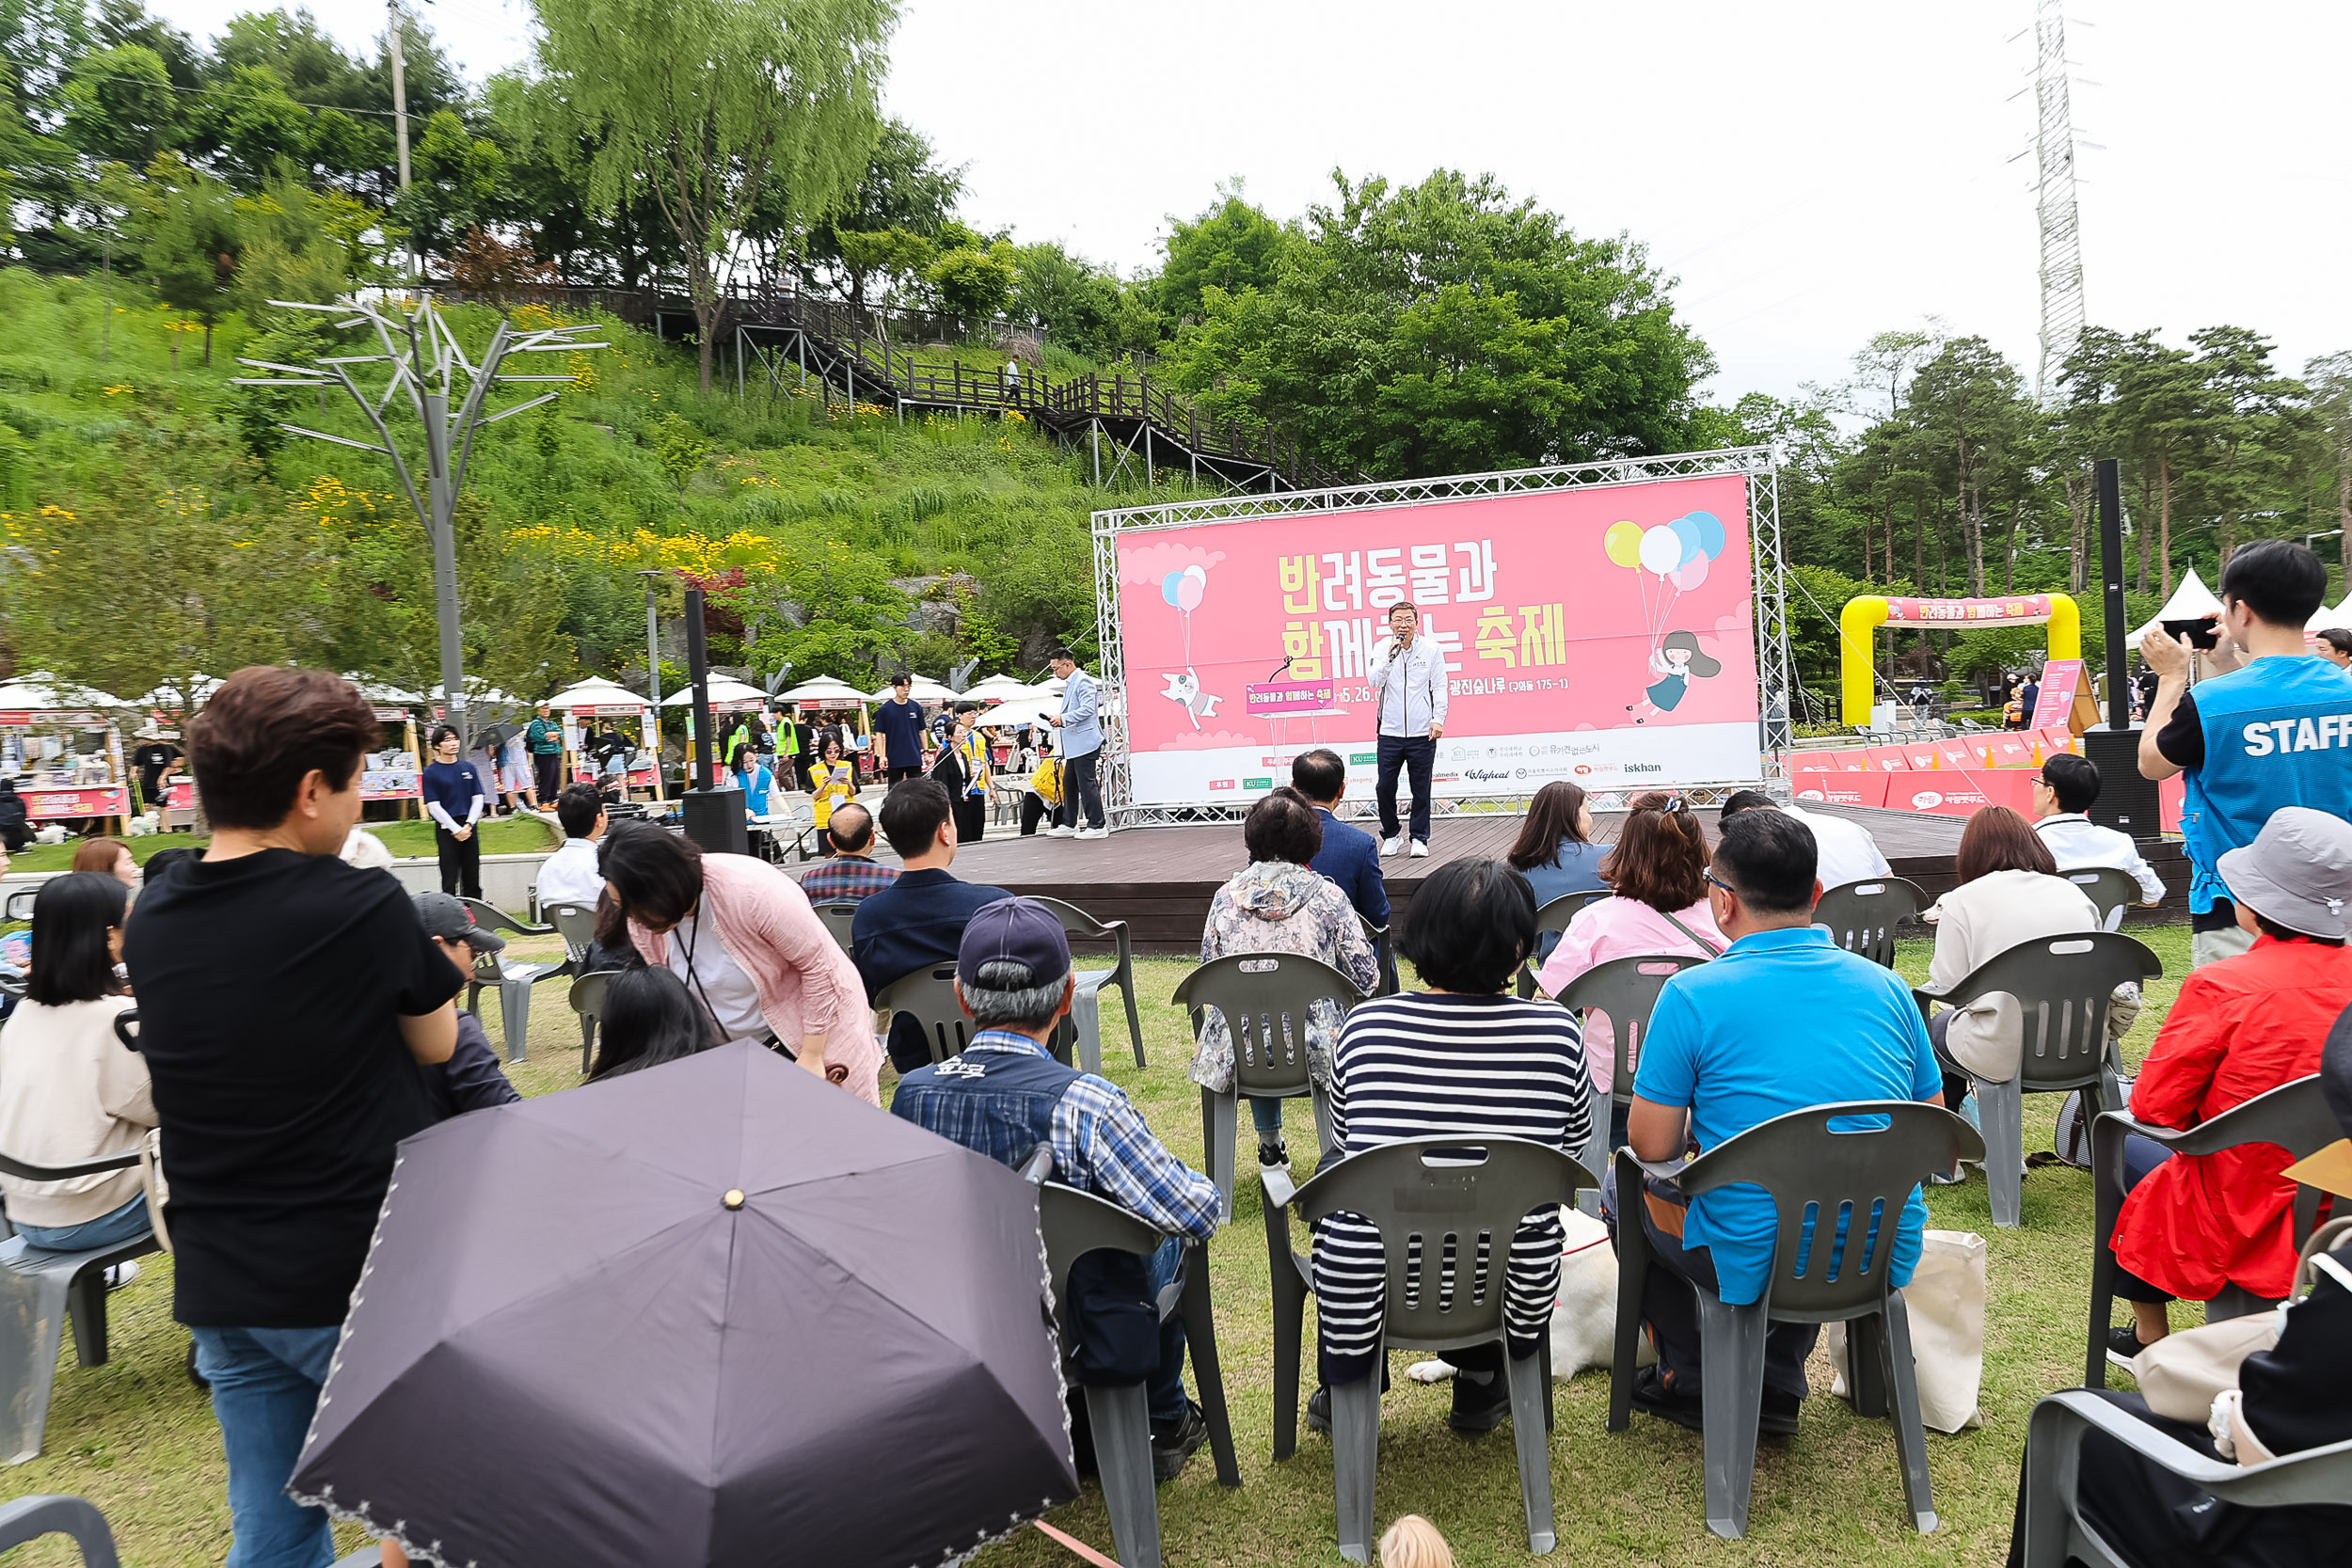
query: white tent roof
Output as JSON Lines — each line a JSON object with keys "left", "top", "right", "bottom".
{"left": 547, "top": 680, "right": 648, "bottom": 712}
{"left": 960, "top": 673, "right": 1036, "bottom": 702}
{"left": 2127, "top": 570, "right": 2225, "bottom": 648}
{"left": 866, "top": 675, "right": 957, "bottom": 703}
{"left": 2308, "top": 595, "right": 2352, "bottom": 633}
{"left": 976, "top": 698, "right": 1057, "bottom": 731}
{"left": 344, "top": 673, "right": 426, "bottom": 705}
{"left": 0, "top": 673, "right": 127, "bottom": 709}
{"left": 661, "top": 677, "right": 768, "bottom": 707}
{"left": 776, "top": 676, "right": 868, "bottom": 704}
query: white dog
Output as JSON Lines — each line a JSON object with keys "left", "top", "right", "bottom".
{"left": 1406, "top": 1206, "right": 1653, "bottom": 1383}
{"left": 31, "top": 825, "right": 68, "bottom": 847}
{"left": 124, "top": 810, "right": 161, "bottom": 837}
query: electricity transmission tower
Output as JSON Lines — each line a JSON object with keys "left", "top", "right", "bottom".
{"left": 233, "top": 299, "right": 604, "bottom": 741}
{"left": 2032, "top": 0, "right": 2086, "bottom": 406}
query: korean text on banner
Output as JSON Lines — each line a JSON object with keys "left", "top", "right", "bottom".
{"left": 1112, "top": 474, "right": 1761, "bottom": 808}
{"left": 2030, "top": 659, "right": 2084, "bottom": 731}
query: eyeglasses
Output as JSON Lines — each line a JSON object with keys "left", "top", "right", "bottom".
{"left": 1704, "top": 870, "right": 1737, "bottom": 896}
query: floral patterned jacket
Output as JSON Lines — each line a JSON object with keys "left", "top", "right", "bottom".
{"left": 1190, "top": 861, "right": 1380, "bottom": 1093}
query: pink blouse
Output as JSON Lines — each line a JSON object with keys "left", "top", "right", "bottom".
{"left": 1533, "top": 895, "right": 1723, "bottom": 1092}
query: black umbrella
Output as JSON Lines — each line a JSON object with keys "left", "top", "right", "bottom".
{"left": 289, "top": 1042, "right": 1075, "bottom": 1567}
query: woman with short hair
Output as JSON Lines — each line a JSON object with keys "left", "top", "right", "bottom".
{"left": 0, "top": 873, "right": 156, "bottom": 1258}
{"left": 1194, "top": 787, "right": 1378, "bottom": 1172}
{"left": 1311, "top": 857, "right": 1590, "bottom": 1435}
{"left": 421, "top": 724, "right": 492, "bottom": 898}
{"left": 599, "top": 824, "right": 881, "bottom": 1104}
{"left": 1533, "top": 791, "right": 1724, "bottom": 1136}
{"left": 70, "top": 836, "right": 140, "bottom": 893}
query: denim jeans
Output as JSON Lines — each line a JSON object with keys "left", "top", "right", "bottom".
{"left": 1145, "top": 1236, "right": 1190, "bottom": 1425}
{"left": 190, "top": 1325, "right": 344, "bottom": 1568}
{"left": 15, "top": 1192, "right": 151, "bottom": 1253}
{"left": 1375, "top": 735, "right": 1436, "bottom": 843}
{"left": 1249, "top": 1097, "right": 1285, "bottom": 1136}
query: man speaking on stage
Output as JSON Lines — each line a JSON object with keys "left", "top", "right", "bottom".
{"left": 1370, "top": 601, "right": 1448, "bottom": 858}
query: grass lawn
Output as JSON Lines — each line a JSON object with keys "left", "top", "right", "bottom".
{"left": 3, "top": 815, "right": 558, "bottom": 874}
{"left": 6, "top": 924, "right": 2195, "bottom": 1567}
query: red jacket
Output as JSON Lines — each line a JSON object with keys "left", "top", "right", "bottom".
{"left": 2112, "top": 933, "right": 2352, "bottom": 1300}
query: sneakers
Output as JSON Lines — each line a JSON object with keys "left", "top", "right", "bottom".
{"left": 2106, "top": 1323, "right": 2154, "bottom": 1369}
{"left": 1447, "top": 1369, "right": 1510, "bottom": 1434}
{"left": 1305, "top": 1385, "right": 1332, "bottom": 1433}
{"left": 1380, "top": 835, "right": 1404, "bottom": 858}
{"left": 1256, "top": 1134, "right": 1291, "bottom": 1176}
{"left": 1150, "top": 1399, "right": 1210, "bottom": 1481}
{"left": 1629, "top": 1365, "right": 1705, "bottom": 1432}
{"left": 1408, "top": 840, "right": 1429, "bottom": 858}
{"left": 103, "top": 1261, "right": 139, "bottom": 1290}
{"left": 1044, "top": 824, "right": 1075, "bottom": 837}
{"left": 1075, "top": 827, "right": 1109, "bottom": 841}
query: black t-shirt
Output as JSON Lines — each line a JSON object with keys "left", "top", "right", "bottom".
{"left": 2154, "top": 689, "right": 2204, "bottom": 771}
{"left": 132, "top": 741, "right": 181, "bottom": 788}
{"left": 125, "top": 849, "right": 464, "bottom": 1326}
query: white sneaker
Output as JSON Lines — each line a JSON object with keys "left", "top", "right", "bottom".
{"left": 1409, "top": 840, "right": 1430, "bottom": 858}
{"left": 1076, "top": 827, "right": 1109, "bottom": 840}
{"left": 104, "top": 1261, "right": 140, "bottom": 1290}
{"left": 1381, "top": 835, "right": 1404, "bottom": 858}
{"left": 1045, "top": 825, "right": 1075, "bottom": 837}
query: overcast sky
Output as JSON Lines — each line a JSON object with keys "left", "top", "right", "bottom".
{"left": 156, "top": 0, "right": 2351, "bottom": 405}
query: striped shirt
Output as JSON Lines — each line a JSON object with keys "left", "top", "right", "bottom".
{"left": 1312, "top": 992, "right": 1589, "bottom": 1380}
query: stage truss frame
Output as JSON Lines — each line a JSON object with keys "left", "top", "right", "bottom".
{"left": 1090, "top": 447, "right": 1792, "bottom": 828}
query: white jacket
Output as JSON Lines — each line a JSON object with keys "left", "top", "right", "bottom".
{"left": 0, "top": 995, "right": 155, "bottom": 1227}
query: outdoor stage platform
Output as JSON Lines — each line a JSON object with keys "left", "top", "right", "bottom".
{"left": 845, "top": 804, "right": 2190, "bottom": 955}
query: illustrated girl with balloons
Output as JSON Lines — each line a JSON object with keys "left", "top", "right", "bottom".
{"left": 1602, "top": 509, "right": 1729, "bottom": 724}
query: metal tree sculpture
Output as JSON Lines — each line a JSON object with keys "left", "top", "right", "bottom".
{"left": 233, "top": 297, "right": 605, "bottom": 740}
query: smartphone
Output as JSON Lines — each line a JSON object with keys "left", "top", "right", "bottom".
{"left": 2161, "top": 617, "right": 2221, "bottom": 651}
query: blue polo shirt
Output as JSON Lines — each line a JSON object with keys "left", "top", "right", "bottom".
{"left": 1630, "top": 925, "right": 1942, "bottom": 1306}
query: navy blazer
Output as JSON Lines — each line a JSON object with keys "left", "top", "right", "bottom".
{"left": 1311, "top": 807, "right": 1390, "bottom": 926}
{"left": 851, "top": 867, "right": 1013, "bottom": 1071}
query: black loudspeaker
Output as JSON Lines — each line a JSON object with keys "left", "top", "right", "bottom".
{"left": 681, "top": 785, "right": 749, "bottom": 856}
{"left": 2080, "top": 727, "right": 2160, "bottom": 838}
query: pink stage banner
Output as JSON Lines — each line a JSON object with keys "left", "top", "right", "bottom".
{"left": 1882, "top": 594, "right": 2058, "bottom": 626}
{"left": 1934, "top": 737, "right": 1980, "bottom": 770}
{"left": 1792, "top": 770, "right": 1890, "bottom": 809}
{"left": 1790, "top": 748, "right": 1866, "bottom": 773}
{"left": 1863, "top": 745, "right": 1912, "bottom": 771}
{"left": 24, "top": 784, "right": 129, "bottom": 819}
{"left": 1889, "top": 770, "right": 2039, "bottom": 818}
{"left": 1113, "top": 475, "right": 1760, "bottom": 806}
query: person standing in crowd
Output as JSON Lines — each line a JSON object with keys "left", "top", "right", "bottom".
{"left": 0, "top": 778, "right": 28, "bottom": 853}
{"left": 1716, "top": 788, "right": 1891, "bottom": 889}
{"left": 127, "top": 667, "right": 464, "bottom": 1568}
{"left": 0, "top": 873, "right": 153, "bottom": 1266}
{"left": 526, "top": 702, "right": 565, "bottom": 808}
{"left": 1021, "top": 732, "right": 1060, "bottom": 837}
{"left": 2032, "top": 752, "right": 2165, "bottom": 906}
{"left": 1921, "top": 806, "right": 2103, "bottom": 1113}
{"left": 734, "top": 739, "right": 776, "bottom": 819}
{"left": 1368, "top": 601, "right": 1448, "bottom": 859}
{"left": 2102, "top": 807, "right": 2352, "bottom": 1360}
{"left": 889, "top": 898, "right": 1220, "bottom": 1481}
{"left": 1612, "top": 809, "right": 1942, "bottom": 1436}
{"left": 501, "top": 724, "right": 537, "bottom": 814}
{"left": 1292, "top": 748, "right": 1390, "bottom": 929}
{"left": 797, "top": 801, "right": 898, "bottom": 902}
{"left": 409, "top": 892, "right": 523, "bottom": 1119}
{"left": 877, "top": 673, "right": 928, "bottom": 786}
{"left": 421, "top": 724, "right": 491, "bottom": 899}
{"left": 2140, "top": 539, "right": 2352, "bottom": 968}
{"left": 599, "top": 824, "right": 881, "bottom": 1104}
{"left": 472, "top": 723, "right": 512, "bottom": 816}
{"left": 1535, "top": 791, "right": 1723, "bottom": 1148}
{"left": 851, "top": 780, "right": 1011, "bottom": 1073}
{"left": 2019, "top": 670, "right": 2042, "bottom": 727}
{"left": 1195, "top": 789, "right": 1379, "bottom": 1175}
{"left": 807, "top": 736, "right": 856, "bottom": 835}
{"left": 1309, "top": 858, "right": 1587, "bottom": 1436}
{"left": 535, "top": 783, "right": 610, "bottom": 912}
{"left": 1503, "top": 781, "right": 1608, "bottom": 934}
{"left": 131, "top": 725, "right": 183, "bottom": 831}
{"left": 934, "top": 702, "right": 991, "bottom": 847}
{"left": 2316, "top": 627, "right": 2352, "bottom": 669}
{"left": 1047, "top": 649, "right": 1107, "bottom": 840}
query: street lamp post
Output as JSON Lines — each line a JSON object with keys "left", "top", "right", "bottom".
{"left": 233, "top": 297, "right": 605, "bottom": 744}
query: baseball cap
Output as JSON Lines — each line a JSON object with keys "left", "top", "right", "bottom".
{"left": 956, "top": 896, "right": 1071, "bottom": 990}
{"left": 2217, "top": 806, "right": 2352, "bottom": 940}
{"left": 412, "top": 890, "right": 507, "bottom": 953}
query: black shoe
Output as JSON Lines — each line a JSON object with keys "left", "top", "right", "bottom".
{"left": 1759, "top": 1386, "right": 1802, "bottom": 1438}
{"left": 1150, "top": 1399, "right": 1209, "bottom": 1482}
{"left": 1629, "top": 1364, "right": 1705, "bottom": 1432}
{"left": 1256, "top": 1134, "right": 1290, "bottom": 1174}
{"left": 1447, "top": 1369, "right": 1511, "bottom": 1435}
{"left": 1305, "top": 1385, "right": 1331, "bottom": 1434}
{"left": 2106, "top": 1323, "right": 2153, "bottom": 1369}
{"left": 186, "top": 1338, "right": 209, "bottom": 1391}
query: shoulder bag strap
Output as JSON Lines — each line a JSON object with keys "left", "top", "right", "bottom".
{"left": 1656, "top": 909, "right": 1725, "bottom": 957}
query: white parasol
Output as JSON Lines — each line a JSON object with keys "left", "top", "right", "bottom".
{"left": 661, "top": 677, "right": 770, "bottom": 708}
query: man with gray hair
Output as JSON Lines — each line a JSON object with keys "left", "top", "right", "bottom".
{"left": 889, "top": 897, "right": 1220, "bottom": 1481}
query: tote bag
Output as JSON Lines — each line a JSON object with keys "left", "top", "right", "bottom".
{"left": 1826, "top": 1228, "right": 1986, "bottom": 1433}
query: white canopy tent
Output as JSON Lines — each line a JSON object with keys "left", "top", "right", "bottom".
{"left": 2308, "top": 594, "right": 2352, "bottom": 634}
{"left": 976, "top": 698, "right": 1057, "bottom": 732}
{"left": 865, "top": 675, "right": 956, "bottom": 704}
{"left": 346, "top": 674, "right": 427, "bottom": 706}
{"left": 960, "top": 673, "right": 1037, "bottom": 703}
{"left": 776, "top": 676, "right": 868, "bottom": 706}
{"left": 2126, "top": 570, "right": 2225, "bottom": 648}
{"left": 547, "top": 680, "right": 649, "bottom": 713}
{"left": 0, "top": 673, "right": 127, "bottom": 709}
{"left": 660, "top": 677, "right": 768, "bottom": 709}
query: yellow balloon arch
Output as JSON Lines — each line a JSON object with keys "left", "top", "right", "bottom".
{"left": 1840, "top": 593, "right": 2080, "bottom": 725}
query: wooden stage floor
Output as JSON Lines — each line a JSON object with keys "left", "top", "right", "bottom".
{"left": 795, "top": 803, "right": 2193, "bottom": 955}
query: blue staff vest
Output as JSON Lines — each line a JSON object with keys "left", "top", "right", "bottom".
{"left": 2183, "top": 656, "right": 2352, "bottom": 913}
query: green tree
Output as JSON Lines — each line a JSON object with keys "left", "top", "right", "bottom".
{"left": 135, "top": 157, "right": 243, "bottom": 363}
{"left": 1167, "top": 169, "right": 1714, "bottom": 480}
{"left": 1156, "top": 182, "right": 1285, "bottom": 325}
{"left": 926, "top": 238, "right": 1016, "bottom": 323}
{"left": 1902, "top": 337, "right": 2040, "bottom": 596}
{"left": 649, "top": 413, "right": 711, "bottom": 498}
{"left": 392, "top": 108, "right": 510, "bottom": 264}
{"left": 60, "top": 42, "right": 183, "bottom": 166}
{"left": 190, "top": 62, "right": 316, "bottom": 184}
{"left": 832, "top": 227, "right": 934, "bottom": 312}
{"left": 800, "top": 117, "right": 963, "bottom": 310}
{"left": 2189, "top": 325, "right": 2309, "bottom": 568}
{"left": 520, "top": 0, "right": 898, "bottom": 392}
{"left": 740, "top": 540, "right": 913, "bottom": 682}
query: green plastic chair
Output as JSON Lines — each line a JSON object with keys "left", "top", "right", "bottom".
{"left": 1518, "top": 889, "right": 1615, "bottom": 998}
{"left": 460, "top": 897, "right": 569, "bottom": 1064}
{"left": 1276, "top": 1138, "right": 1595, "bottom": 1560}
{"left": 1608, "top": 1101, "right": 1983, "bottom": 1540}
{"left": 0, "top": 1495, "right": 119, "bottom": 1564}
{"left": 1031, "top": 895, "right": 1148, "bottom": 1073}
{"left": 2061, "top": 866, "right": 2145, "bottom": 932}
{"left": 1170, "top": 953, "right": 1367, "bottom": 1222}
{"left": 0, "top": 1149, "right": 161, "bottom": 1464}
{"left": 878, "top": 964, "right": 1076, "bottom": 1067}
{"left": 1552, "top": 953, "right": 1710, "bottom": 1180}
{"left": 2085, "top": 1072, "right": 2340, "bottom": 1387}
{"left": 1915, "top": 929, "right": 2163, "bottom": 1228}
{"left": 564, "top": 969, "right": 628, "bottom": 1075}
{"left": 808, "top": 898, "right": 860, "bottom": 955}
{"left": 1810, "top": 876, "right": 1928, "bottom": 968}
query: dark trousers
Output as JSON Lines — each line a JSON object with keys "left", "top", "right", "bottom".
{"left": 1375, "top": 734, "right": 1436, "bottom": 844}
{"left": 1064, "top": 749, "right": 1104, "bottom": 831}
{"left": 532, "top": 752, "right": 562, "bottom": 802}
{"left": 885, "top": 765, "right": 922, "bottom": 786}
{"left": 1021, "top": 792, "right": 1051, "bottom": 835}
{"left": 2111, "top": 1133, "right": 2180, "bottom": 1305}
{"left": 953, "top": 792, "right": 987, "bottom": 846}
{"left": 0, "top": 821, "right": 25, "bottom": 853}
{"left": 2004, "top": 1390, "right": 2351, "bottom": 1568}
{"left": 436, "top": 825, "right": 482, "bottom": 899}
{"left": 1601, "top": 1165, "right": 1819, "bottom": 1401}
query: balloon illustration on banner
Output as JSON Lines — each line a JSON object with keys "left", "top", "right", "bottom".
{"left": 1605, "top": 510, "right": 1729, "bottom": 710}
{"left": 1158, "top": 562, "right": 1222, "bottom": 729}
